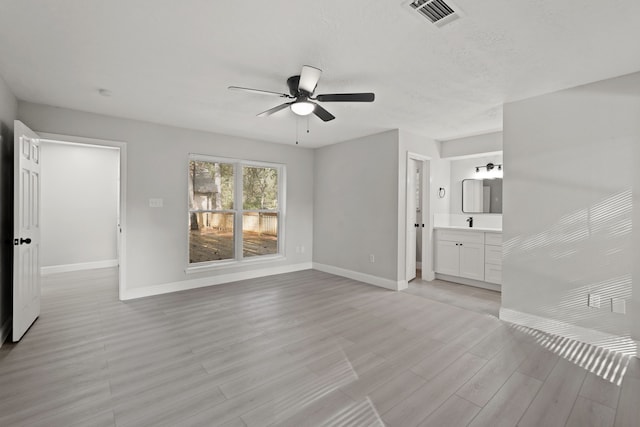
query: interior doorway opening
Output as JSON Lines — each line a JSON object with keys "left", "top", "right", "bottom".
{"left": 39, "top": 134, "right": 126, "bottom": 299}
{"left": 406, "top": 154, "right": 431, "bottom": 284}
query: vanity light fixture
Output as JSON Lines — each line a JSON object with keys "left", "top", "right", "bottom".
{"left": 475, "top": 162, "right": 502, "bottom": 173}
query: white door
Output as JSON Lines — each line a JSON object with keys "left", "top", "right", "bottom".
{"left": 459, "top": 242, "right": 485, "bottom": 281}
{"left": 13, "top": 120, "right": 41, "bottom": 341}
{"left": 406, "top": 159, "right": 418, "bottom": 281}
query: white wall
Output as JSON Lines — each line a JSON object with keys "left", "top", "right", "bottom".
{"left": 502, "top": 72, "right": 640, "bottom": 352}
{"left": 40, "top": 142, "right": 119, "bottom": 270}
{"left": 18, "top": 102, "right": 314, "bottom": 298}
{"left": 449, "top": 154, "right": 503, "bottom": 215}
{"left": 634, "top": 127, "right": 640, "bottom": 346}
{"left": 440, "top": 131, "right": 502, "bottom": 158}
{"left": 313, "top": 130, "right": 400, "bottom": 286}
{"left": 0, "top": 74, "right": 17, "bottom": 344}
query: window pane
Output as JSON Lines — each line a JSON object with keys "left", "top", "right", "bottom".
{"left": 243, "top": 212, "right": 278, "bottom": 257}
{"left": 189, "top": 212, "right": 234, "bottom": 263}
{"left": 243, "top": 166, "right": 278, "bottom": 210}
{"left": 189, "top": 160, "right": 234, "bottom": 211}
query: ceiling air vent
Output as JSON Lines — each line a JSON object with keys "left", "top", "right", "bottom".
{"left": 406, "top": 0, "right": 461, "bottom": 27}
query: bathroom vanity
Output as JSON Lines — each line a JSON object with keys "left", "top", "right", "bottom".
{"left": 434, "top": 226, "right": 502, "bottom": 292}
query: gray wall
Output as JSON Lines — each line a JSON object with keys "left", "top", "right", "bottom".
{"left": 440, "top": 131, "right": 502, "bottom": 158}
{"left": 635, "top": 136, "right": 640, "bottom": 345}
{"left": 40, "top": 142, "right": 119, "bottom": 268}
{"left": 503, "top": 72, "right": 640, "bottom": 347}
{"left": 313, "top": 130, "right": 399, "bottom": 281}
{"left": 18, "top": 102, "right": 314, "bottom": 293}
{"left": 0, "top": 74, "right": 17, "bottom": 342}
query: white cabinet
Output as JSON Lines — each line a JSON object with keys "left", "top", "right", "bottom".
{"left": 435, "top": 230, "right": 485, "bottom": 280}
{"left": 435, "top": 240, "right": 461, "bottom": 276}
{"left": 484, "top": 232, "right": 502, "bottom": 284}
{"left": 435, "top": 229, "right": 503, "bottom": 288}
{"left": 459, "top": 242, "right": 485, "bottom": 280}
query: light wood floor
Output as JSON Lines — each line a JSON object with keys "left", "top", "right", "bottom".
{"left": 0, "top": 268, "right": 637, "bottom": 427}
{"left": 405, "top": 276, "right": 501, "bottom": 317}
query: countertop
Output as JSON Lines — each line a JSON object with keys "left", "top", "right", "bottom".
{"left": 434, "top": 225, "right": 502, "bottom": 233}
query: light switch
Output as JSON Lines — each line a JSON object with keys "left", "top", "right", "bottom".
{"left": 149, "top": 198, "right": 164, "bottom": 208}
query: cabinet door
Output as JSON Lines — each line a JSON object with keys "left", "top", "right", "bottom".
{"left": 459, "top": 242, "right": 485, "bottom": 280}
{"left": 435, "top": 241, "right": 459, "bottom": 276}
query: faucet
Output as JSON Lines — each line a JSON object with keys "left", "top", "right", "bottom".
{"left": 466, "top": 217, "right": 473, "bottom": 228}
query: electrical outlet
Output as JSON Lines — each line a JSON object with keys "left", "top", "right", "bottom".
{"left": 369, "top": 254, "right": 375, "bottom": 263}
{"left": 300, "top": 246, "right": 305, "bottom": 254}
{"left": 611, "top": 298, "right": 626, "bottom": 314}
{"left": 588, "top": 294, "right": 601, "bottom": 309}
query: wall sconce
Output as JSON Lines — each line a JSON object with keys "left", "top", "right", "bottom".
{"left": 475, "top": 162, "right": 502, "bottom": 173}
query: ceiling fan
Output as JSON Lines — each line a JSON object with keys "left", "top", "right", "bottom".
{"left": 228, "top": 65, "right": 375, "bottom": 122}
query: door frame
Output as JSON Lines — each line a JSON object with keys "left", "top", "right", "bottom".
{"left": 38, "top": 132, "right": 127, "bottom": 300}
{"left": 406, "top": 152, "right": 433, "bottom": 283}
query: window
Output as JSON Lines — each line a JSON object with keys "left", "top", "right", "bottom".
{"left": 188, "top": 155, "right": 284, "bottom": 268}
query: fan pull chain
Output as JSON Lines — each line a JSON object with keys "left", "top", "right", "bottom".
{"left": 295, "top": 118, "right": 299, "bottom": 145}
{"left": 307, "top": 116, "right": 310, "bottom": 134}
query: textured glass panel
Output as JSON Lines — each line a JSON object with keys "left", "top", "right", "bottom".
{"left": 243, "top": 212, "right": 278, "bottom": 257}
{"left": 189, "top": 212, "right": 234, "bottom": 263}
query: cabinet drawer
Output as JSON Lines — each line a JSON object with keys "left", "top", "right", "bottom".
{"left": 436, "top": 229, "right": 484, "bottom": 244}
{"left": 485, "top": 233, "right": 502, "bottom": 246}
{"left": 485, "top": 263, "right": 502, "bottom": 285}
{"left": 485, "top": 245, "right": 502, "bottom": 265}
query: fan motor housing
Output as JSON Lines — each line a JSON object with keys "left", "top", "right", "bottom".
{"left": 287, "top": 75, "right": 308, "bottom": 97}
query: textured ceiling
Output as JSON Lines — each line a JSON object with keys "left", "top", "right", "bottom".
{"left": 0, "top": 0, "right": 639, "bottom": 147}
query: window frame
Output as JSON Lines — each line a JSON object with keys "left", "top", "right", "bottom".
{"left": 186, "top": 154, "right": 286, "bottom": 273}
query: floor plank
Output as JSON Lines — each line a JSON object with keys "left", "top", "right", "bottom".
{"left": 518, "top": 357, "right": 588, "bottom": 427}
{"left": 467, "top": 371, "right": 542, "bottom": 427}
{"left": 566, "top": 396, "right": 615, "bottom": 427}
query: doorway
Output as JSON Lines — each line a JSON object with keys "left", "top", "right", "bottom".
{"left": 39, "top": 133, "right": 126, "bottom": 298}
{"left": 406, "top": 153, "right": 431, "bottom": 284}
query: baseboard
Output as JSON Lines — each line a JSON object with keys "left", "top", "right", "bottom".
{"left": 500, "top": 307, "right": 637, "bottom": 356}
{"left": 121, "top": 262, "right": 313, "bottom": 300}
{"left": 312, "top": 263, "right": 402, "bottom": 291}
{"left": 435, "top": 273, "right": 501, "bottom": 292}
{"left": 422, "top": 270, "right": 436, "bottom": 281}
{"left": 41, "top": 259, "right": 118, "bottom": 275}
{"left": 0, "top": 317, "right": 11, "bottom": 349}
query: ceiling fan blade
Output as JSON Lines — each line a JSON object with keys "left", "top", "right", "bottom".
{"left": 257, "top": 102, "right": 291, "bottom": 117}
{"left": 298, "top": 65, "right": 322, "bottom": 94}
{"left": 229, "top": 86, "right": 291, "bottom": 98}
{"left": 312, "top": 103, "right": 335, "bottom": 122}
{"left": 316, "top": 93, "right": 375, "bottom": 102}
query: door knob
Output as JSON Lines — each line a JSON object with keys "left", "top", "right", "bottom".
{"left": 20, "top": 238, "right": 31, "bottom": 245}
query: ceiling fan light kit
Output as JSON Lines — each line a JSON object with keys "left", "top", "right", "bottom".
{"left": 229, "top": 65, "right": 375, "bottom": 122}
{"left": 290, "top": 100, "right": 314, "bottom": 116}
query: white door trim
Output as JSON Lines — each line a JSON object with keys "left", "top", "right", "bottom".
{"left": 38, "top": 132, "right": 127, "bottom": 301}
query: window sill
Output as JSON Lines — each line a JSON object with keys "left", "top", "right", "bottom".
{"left": 185, "top": 254, "right": 286, "bottom": 275}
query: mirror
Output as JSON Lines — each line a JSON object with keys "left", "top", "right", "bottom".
{"left": 462, "top": 178, "right": 503, "bottom": 213}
